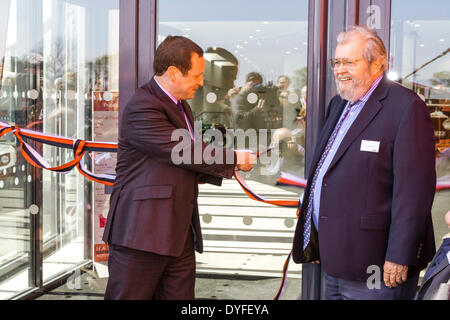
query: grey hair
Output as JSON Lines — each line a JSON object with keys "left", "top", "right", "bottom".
{"left": 337, "top": 25, "right": 388, "bottom": 72}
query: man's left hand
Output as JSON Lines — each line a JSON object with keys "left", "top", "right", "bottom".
{"left": 383, "top": 261, "right": 408, "bottom": 288}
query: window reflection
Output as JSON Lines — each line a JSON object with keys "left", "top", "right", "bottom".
{"left": 159, "top": 0, "right": 308, "bottom": 289}
{"left": 390, "top": 0, "right": 450, "bottom": 247}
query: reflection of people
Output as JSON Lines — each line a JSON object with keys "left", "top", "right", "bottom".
{"left": 230, "top": 71, "right": 263, "bottom": 131}
{"left": 415, "top": 211, "right": 450, "bottom": 300}
{"left": 195, "top": 47, "right": 238, "bottom": 128}
{"left": 292, "top": 85, "right": 307, "bottom": 147}
{"left": 277, "top": 75, "right": 290, "bottom": 107}
{"left": 277, "top": 75, "right": 298, "bottom": 130}
{"left": 292, "top": 26, "right": 437, "bottom": 299}
{"left": 267, "top": 127, "right": 305, "bottom": 175}
{"left": 263, "top": 78, "right": 306, "bottom": 179}
{"left": 103, "top": 36, "right": 255, "bottom": 300}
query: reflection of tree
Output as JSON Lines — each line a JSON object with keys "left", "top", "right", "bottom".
{"left": 44, "top": 38, "right": 66, "bottom": 85}
{"left": 431, "top": 71, "right": 450, "bottom": 88}
{"left": 292, "top": 66, "right": 307, "bottom": 95}
{"left": 31, "top": 37, "right": 114, "bottom": 92}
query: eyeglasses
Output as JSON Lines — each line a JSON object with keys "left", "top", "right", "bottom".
{"left": 328, "top": 58, "right": 364, "bottom": 69}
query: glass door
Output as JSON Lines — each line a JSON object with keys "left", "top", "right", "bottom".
{"left": 158, "top": 0, "right": 309, "bottom": 299}
{"left": 0, "top": 0, "right": 119, "bottom": 299}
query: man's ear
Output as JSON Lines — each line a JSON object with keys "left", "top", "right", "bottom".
{"left": 371, "top": 58, "right": 383, "bottom": 74}
{"left": 167, "top": 66, "right": 180, "bottom": 83}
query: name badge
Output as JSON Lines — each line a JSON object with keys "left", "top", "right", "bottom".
{"left": 360, "top": 140, "right": 380, "bottom": 153}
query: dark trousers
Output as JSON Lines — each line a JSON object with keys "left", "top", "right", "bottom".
{"left": 324, "top": 269, "right": 419, "bottom": 300}
{"left": 104, "top": 230, "right": 196, "bottom": 300}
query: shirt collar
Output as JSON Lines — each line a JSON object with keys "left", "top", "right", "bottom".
{"left": 153, "top": 76, "right": 179, "bottom": 105}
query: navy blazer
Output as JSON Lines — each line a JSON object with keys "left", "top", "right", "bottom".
{"left": 103, "top": 78, "right": 236, "bottom": 257}
{"left": 292, "top": 75, "right": 437, "bottom": 282}
{"left": 415, "top": 237, "right": 450, "bottom": 300}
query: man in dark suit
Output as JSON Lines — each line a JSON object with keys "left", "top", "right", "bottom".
{"left": 415, "top": 210, "right": 450, "bottom": 300}
{"left": 292, "top": 26, "right": 437, "bottom": 299}
{"left": 103, "top": 36, "right": 255, "bottom": 300}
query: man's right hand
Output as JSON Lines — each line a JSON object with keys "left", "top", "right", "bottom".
{"left": 235, "top": 151, "right": 257, "bottom": 172}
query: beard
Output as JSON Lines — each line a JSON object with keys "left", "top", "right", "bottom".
{"left": 335, "top": 74, "right": 373, "bottom": 103}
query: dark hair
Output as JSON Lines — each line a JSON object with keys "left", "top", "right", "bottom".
{"left": 153, "top": 36, "right": 204, "bottom": 76}
{"left": 246, "top": 72, "right": 263, "bottom": 84}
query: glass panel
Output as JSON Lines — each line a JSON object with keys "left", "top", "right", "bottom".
{"left": 39, "top": 0, "right": 119, "bottom": 283}
{"left": 159, "top": 0, "right": 308, "bottom": 298}
{"left": 390, "top": 0, "right": 450, "bottom": 248}
{"left": 0, "top": 0, "right": 34, "bottom": 299}
{"left": 0, "top": 0, "right": 119, "bottom": 297}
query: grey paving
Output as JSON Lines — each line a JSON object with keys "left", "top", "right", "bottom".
{"left": 37, "top": 269, "right": 302, "bottom": 300}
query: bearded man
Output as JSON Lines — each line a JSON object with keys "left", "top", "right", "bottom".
{"left": 291, "top": 26, "right": 436, "bottom": 300}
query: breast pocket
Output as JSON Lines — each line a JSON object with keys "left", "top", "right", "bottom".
{"left": 133, "top": 185, "right": 173, "bottom": 200}
{"left": 131, "top": 185, "right": 174, "bottom": 224}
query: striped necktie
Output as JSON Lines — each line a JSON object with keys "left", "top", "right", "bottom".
{"left": 302, "top": 102, "right": 354, "bottom": 250}
{"left": 177, "top": 101, "right": 195, "bottom": 141}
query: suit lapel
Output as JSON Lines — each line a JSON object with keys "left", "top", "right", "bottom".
{"left": 148, "top": 78, "right": 190, "bottom": 132}
{"left": 299, "top": 99, "right": 346, "bottom": 214}
{"left": 326, "top": 76, "right": 390, "bottom": 173}
{"left": 180, "top": 100, "right": 196, "bottom": 140}
{"left": 421, "top": 258, "right": 449, "bottom": 288}
{"left": 309, "top": 99, "right": 347, "bottom": 180}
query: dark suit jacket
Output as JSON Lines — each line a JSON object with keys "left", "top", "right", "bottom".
{"left": 103, "top": 78, "right": 236, "bottom": 257}
{"left": 415, "top": 237, "right": 450, "bottom": 300}
{"left": 292, "top": 75, "right": 437, "bottom": 282}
